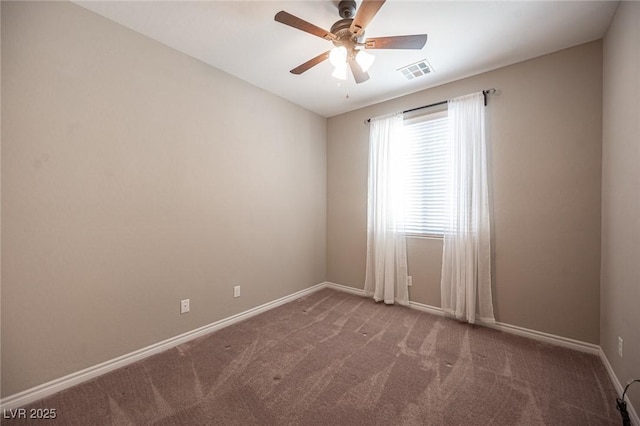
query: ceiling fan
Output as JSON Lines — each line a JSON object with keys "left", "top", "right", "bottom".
{"left": 274, "top": 0, "right": 428, "bottom": 83}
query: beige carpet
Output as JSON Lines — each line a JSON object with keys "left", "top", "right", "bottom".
{"left": 7, "top": 288, "right": 620, "bottom": 425}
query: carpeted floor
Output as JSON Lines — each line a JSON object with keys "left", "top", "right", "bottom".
{"left": 6, "top": 288, "right": 621, "bottom": 425}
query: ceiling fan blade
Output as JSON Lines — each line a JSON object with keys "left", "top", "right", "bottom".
{"left": 290, "top": 51, "right": 331, "bottom": 75}
{"left": 275, "top": 11, "right": 336, "bottom": 41}
{"left": 350, "top": 0, "right": 386, "bottom": 36}
{"left": 364, "top": 34, "right": 428, "bottom": 50}
{"left": 348, "top": 58, "right": 370, "bottom": 84}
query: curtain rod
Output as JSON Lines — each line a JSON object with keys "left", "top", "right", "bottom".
{"left": 364, "top": 88, "right": 496, "bottom": 124}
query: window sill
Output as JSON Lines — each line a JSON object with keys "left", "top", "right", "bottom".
{"left": 406, "top": 233, "right": 443, "bottom": 240}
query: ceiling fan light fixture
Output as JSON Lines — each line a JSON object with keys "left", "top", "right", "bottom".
{"left": 355, "top": 50, "right": 375, "bottom": 72}
{"left": 332, "top": 62, "right": 348, "bottom": 80}
{"left": 329, "top": 46, "right": 347, "bottom": 67}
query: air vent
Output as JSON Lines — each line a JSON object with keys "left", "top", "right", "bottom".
{"left": 398, "top": 60, "right": 433, "bottom": 80}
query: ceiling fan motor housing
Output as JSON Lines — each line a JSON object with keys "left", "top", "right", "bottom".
{"left": 330, "top": 18, "right": 364, "bottom": 50}
{"left": 338, "top": 0, "right": 356, "bottom": 19}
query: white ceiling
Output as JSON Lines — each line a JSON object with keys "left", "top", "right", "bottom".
{"left": 75, "top": 1, "right": 618, "bottom": 118}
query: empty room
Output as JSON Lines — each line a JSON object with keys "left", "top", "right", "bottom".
{"left": 1, "top": 0, "right": 638, "bottom": 424}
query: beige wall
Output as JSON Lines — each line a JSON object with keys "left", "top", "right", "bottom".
{"left": 3, "top": 0, "right": 628, "bottom": 404}
{"left": 1, "top": 1, "right": 326, "bottom": 397}
{"left": 601, "top": 1, "right": 640, "bottom": 412}
{"left": 328, "top": 41, "right": 603, "bottom": 344}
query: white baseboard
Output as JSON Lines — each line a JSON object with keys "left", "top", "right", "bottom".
{"left": 3, "top": 280, "right": 634, "bottom": 425}
{"left": 324, "top": 282, "right": 599, "bottom": 355}
{"left": 324, "top": 281, "right": 367, "bottom": 296}
{"left": 0, "top": 282, "right": 329, "bottom": 411}
{"left": 324, "top": 283, "right": 445, "bottom": 317}
{"left": 484, "top": 321, "right": 600, "bottom": 355}
{"left": 599, "top": 347, "right": 639, "bottom": 426}
{"left": 408, "top": 300, "right": 446, "bottom": 317}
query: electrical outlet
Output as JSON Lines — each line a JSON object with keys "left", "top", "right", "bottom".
{"left": 618, "top": 336, "right": 623, "bottom": 358}
{"left": 234, "top": 286, "right": 241, "bottom": 298}
{"left": 181, "top": 299, "right": 190, "bottom": 314}
{"left": 407, "top": 276, "right": 413, "bottom": 286}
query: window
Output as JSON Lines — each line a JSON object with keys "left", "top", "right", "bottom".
{"left": 403, "top": 111, "right": 449, "bottom": 236}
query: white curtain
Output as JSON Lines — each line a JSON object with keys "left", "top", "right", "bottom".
{"left": 441, "top": 92, "right": 495, "bottom": 323}
{"left": 364, "top": 112, "right": 409, "bottom": 305}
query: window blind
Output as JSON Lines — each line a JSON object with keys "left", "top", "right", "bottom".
{"left": 404, "top": 113, "right": 449, "bottom": 236}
